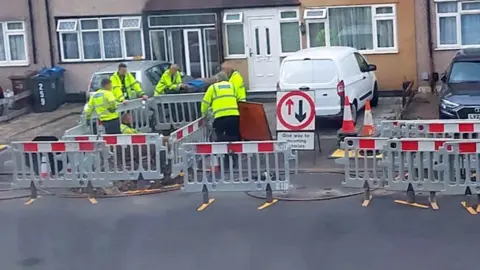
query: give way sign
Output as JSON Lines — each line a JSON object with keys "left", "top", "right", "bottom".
{"left": 276, "top": 91, "right": 315, "bottom": 131}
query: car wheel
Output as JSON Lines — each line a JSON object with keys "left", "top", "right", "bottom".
{"left": 350, "top": 101, "right": 358, "bottom": 125}
{"left": 371, "top": 83, "right": 379, "bottom": 107}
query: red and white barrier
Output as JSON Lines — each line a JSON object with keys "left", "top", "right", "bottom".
{"left": 21, "top": 141, "right": 96, "bottom": 152}
{"left": 194, "top": 141, "right": 276, "bottom": 154}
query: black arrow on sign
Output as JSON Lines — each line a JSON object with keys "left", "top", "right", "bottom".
{"left": 295, "top": 100, "right": 307, "bottom": 123}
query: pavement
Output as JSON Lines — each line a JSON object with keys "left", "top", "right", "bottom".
{"left": 0, "top": 175, "right": 479, "bottom": 270}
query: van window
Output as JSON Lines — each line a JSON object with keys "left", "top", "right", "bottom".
{"left": 89, "top": 72, "right": 137, "bottom": 91}
{"left": 281, "top": 59, "right": 337, "bottom": 84}
{"left": 354, "top": 52, "right": 369, "bottom": 72}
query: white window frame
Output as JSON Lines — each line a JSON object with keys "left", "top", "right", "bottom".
{"left": 56, "top": 16, "right": 145, "bottom": 62}
{"left": 279, "top": 8, "right": 302, "bottom": 56}
{"left": 0, "top": 21, "right": 29, "bottom": 66}
{"left": 303, "top": 4, "right": 398, "bottom": 54}
{"left": 435, "top": 0, "right": 480, "bottom": 50}
{"left": 303, "top": 8, "right": 327, "bottom": 19}
{"left": 223, "top": 12, "right": 246, "bottom": 59}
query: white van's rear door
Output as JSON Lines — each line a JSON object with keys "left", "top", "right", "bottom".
{"left": 279, "top": 59, "right": 341, "bottom": 116}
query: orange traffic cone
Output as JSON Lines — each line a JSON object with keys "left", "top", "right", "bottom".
{"left": 340, "top": 96, "right": 356, "bottom": 134}
{"left": 40, "top": 155, "right": 48, "bottom": 179}
{"left": 361, "top": 100, "right": 375, "bottom": 136}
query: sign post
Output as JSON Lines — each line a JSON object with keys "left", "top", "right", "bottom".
{"left": 276, "top": 91, "right": 319, "bottom": 155}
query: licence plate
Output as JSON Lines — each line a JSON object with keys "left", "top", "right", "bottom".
{"left": 468, "top": 114, "right": 480, "bottom": 119}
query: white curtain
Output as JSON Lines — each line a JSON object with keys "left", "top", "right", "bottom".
{"left": 103, "top": 30, "right": 122, "bottom": 58}
{"left": 151, "top": 31, "right": 167, "bottom": 61}
{"left": 124, "top": 30, "right": 142, "bottom": 57}
{"left": 226, "top": 24, "right": 244, "bottom": 55}
{"left": 0, "top": 24, "right": 5, "bottom": 61}
{"left": 439, "top": 17, "right": 457, "bottom": 45}
{"left": 62, "top": 33, "right": 79, "bottom": 59}
{"left": 376, "top": 20, "right": 394, "bottom": 47}
{"left": 81, "top": 32, "right": 101, "bottom": 59}
{"left": 461, "top": 14, "right": 480, "bottom": 45}
{"left": 280, "top": 22, "right": 300, "bottom": 52}
{"left": 8, "top": 35, "right": 26, "bottom": 61}
{"left": 329, "top": 7, "right": 373, "bottom": 50}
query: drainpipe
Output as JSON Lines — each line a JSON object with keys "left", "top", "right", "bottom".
{"left": 27, "top": 0, "right": 37, "bottom": 64}
{"left": 426, "top": 0, "right": 436, "bottom": 93}
{"left": 44, "top": 0, "right": 54, "bottom": 67}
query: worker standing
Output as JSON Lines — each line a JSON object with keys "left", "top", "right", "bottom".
{"left": 201, "top": 72, "right": 243, "bottom": 142}
{"left": 85, "top": 78, "right": 121, "bottom": 134}
{"left": 221, "top": 63, "right": 246, "bottom": 102}
{"left": 155, "top": 64, "right": 187, "bottom": 95}
{"left": 110, "top": 63, "right": 148, "bottom": 103}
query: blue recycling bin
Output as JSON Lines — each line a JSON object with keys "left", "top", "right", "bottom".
{"left": 38, "top": 66, "right": 66, "bottom": 105}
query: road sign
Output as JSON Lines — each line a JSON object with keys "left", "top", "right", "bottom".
{"left": 276, "top": 91, "right": 315, "bottom": 131}
{"left": 277, "top": 132, "right": 314, "bottom": 150}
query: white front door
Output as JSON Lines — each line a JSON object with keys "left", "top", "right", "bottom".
{"left": 247, "top": 16, "right": 280, "bottom": 91}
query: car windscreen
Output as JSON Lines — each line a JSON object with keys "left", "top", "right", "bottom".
{"left": 281, "top": 59, "right": 337, "bottom": 84}
{"left": 90, "top": 72, "right": 137, "bottom": 91}
{"left": 449, "top": 61, "right": 480, "bottom": 83}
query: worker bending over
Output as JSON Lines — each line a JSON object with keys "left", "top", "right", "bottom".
{"left": 85, "top": 78, "right": 121, "bottom": 134}
{"left": 201, "top": 72, "right": 243, "bottom": 142}
{"left": 221, "top": 63, "right": 246, "bottom": 102}
{"left": 155, "top": 64, "right": 187, "bottom": 95}
{"left": 110, "top": 63, "right": 147, "bottom": 103}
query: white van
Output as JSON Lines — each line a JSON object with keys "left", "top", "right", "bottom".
{"left": 278, "top": 46, "right": 378, "bottom": 123}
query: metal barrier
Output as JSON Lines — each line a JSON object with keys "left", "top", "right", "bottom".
{"left": 10, "top": 140, "right": 108, "bottom": 191}
{"left": 63, "top": 134, "right": 166, "bottom": 181}
{"left": 336, "top": 137, "right": 388, "bottom": 205}
{"left": 400, "top": 119, "right": 480, "bottom": 139}
{"left": 149, "top": 93, "right": 203, "bottom": 131}
{"left": 181, "top": 141, "right": 294, "bottom": 210}
{"left": 168, "top": 116, "right": 211, "bottom": 178}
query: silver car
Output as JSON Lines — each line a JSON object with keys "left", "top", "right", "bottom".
{"left": 86, "top": 60, "right": 193, "bottom": 99}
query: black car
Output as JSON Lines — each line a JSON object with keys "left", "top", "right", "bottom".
{"left": 439, "top": 48, "right": 480, "bottom": 119}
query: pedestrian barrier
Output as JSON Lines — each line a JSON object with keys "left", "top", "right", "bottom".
{"left": 167, "top": 116, "right": 211, "bottom": 178}
{"left": 63, "top": 134, "right": 166, "bottom": 182}
{"left": 400, "top": 120, "right": 480, "bottom": 139}
{"left": 336, "top": 137, "right": 388, "bottom": 206}
{"left": 149, "top": 93, "right": 203, "bottom": 130}
{"left": 9, "top": 140, "right": 108, "bottom": 202}
{"left": 181, "top": 141, "right": 295, "bottom": 211}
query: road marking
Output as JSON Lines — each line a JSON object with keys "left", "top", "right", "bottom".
{"left": 477, "top": 204, "right": 480, "bottom": 213}
{"left": 197, "top": 198, "right": 215, "bottom": 212}
{"left": 24, "top": 199, "right": 36, "bottom": 205}
{"left": 461, "top": 201, "right": 477, "bottom": 215}
{"left": 0, "top": 145, "right": 6, "bottom": 150}
{"left": 329, "top": 149, "right": 383, "bottom": 159}
{"left": 257, "top": 199, "right": 278, "bottom": 210}
{"left": 88, "top": 198, "right": 98, "bottom": 205}
{"left": 394, "top": 200, "right": 429, "bottom": 209}
{"left": 362, "top": 196, "right": 372, "bottom": 207}
{"left": 430, "top": 202, "right": 439, "bottom": 210}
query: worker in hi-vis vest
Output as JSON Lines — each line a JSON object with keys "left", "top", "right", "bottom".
{"left": 154, "top": 64, "right": 187, "bottom": 95}
{"left": 221, "top": 62, "right": 246, "bottom": 102}
{"left": 201, "top": 72, "right": 243, "bottom": 142}
{"left": 85, "top": 78, "right": 121, "bottom": 134}
{"left": 120, "top": 113, "right": 139, "bottom": 134}
{"left": 110, "top": 63, "right": 148, "bottom": 103}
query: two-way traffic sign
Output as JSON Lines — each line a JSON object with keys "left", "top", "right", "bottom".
{"left": 276, "top": 91, "right": 316, "bottom": 150}
{"left": 276, "top": 91, "right": 315, "bottom": 131}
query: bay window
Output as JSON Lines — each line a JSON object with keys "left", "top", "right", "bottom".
{"left": 305, "top": 4, "right": 397, "bottom": 53}
{"left": 56, "top": 16, "right": 144, "bottom": 62}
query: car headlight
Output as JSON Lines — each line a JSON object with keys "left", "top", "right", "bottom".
{"left": 440, "top": 99, "right": 459, "bottom": 110}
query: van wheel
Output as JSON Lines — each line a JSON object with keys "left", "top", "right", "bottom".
{"left": 351, "top": 101, "right": 358, "bottom": 125}
{"left": 371, "top": 83, "right": 379, "bottom": 107}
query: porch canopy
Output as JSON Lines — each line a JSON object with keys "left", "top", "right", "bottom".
{"left": 144, "top": 0, "right": 299, "bottom": 10}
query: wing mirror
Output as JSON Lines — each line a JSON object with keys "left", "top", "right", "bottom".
{"left": 440, "top": 73, "right": 447, "bottom": 83}
{"left": 367, "top": 64, "right": 377, "bottom": 72}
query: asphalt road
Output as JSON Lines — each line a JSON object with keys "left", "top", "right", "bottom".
{"left": 1, "top": 176, "right": 479, "bottom": 270}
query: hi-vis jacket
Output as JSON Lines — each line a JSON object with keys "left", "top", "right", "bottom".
{"left": 85, "top": 89, "right": 119, "bottom": 121}
{"left": 201, "top": 81, "right": 245, "bottom": 119}
{"left": 155, "top": 70, "right": 182, "bottom": 95}
{"left": 110, "top": 72, "right": 144, "bottom": 102}
{"left": 229, "top": 71, "right": 246, "bottom": 101}
{"left": 121, "top": 124, "right": 139, "bottom": 134}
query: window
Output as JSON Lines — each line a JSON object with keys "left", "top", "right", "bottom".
{"left": 56, "top": 16, "right": 144, "bottom": 62}
{"left": 223, "top": 12, "right": 245, "bottom": 57}
{"left": 148, "top": 14, "right": 216, "bottom": 27}
{"left": 279, "top": 10, "right": 301, "bottom": 54}
{"left": 305, "top": 5, "right": 397, "bottom": 53}
{"left": 146, "top": 63, "right": 170, "bottom": 85}
{"left": 354, "top": 52, "right": 369, "bottom": 72}
{"left": 0, "top": 21, "right": 28, "bottom": 65}
{"left": 448, "top": 61, "right": 480, "bottom": 83}
{"left": 436, "top": 1, "right": 480, "bottom": 48}
{"left": 280, "top": 59, "right": 337, "bottom": 84}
